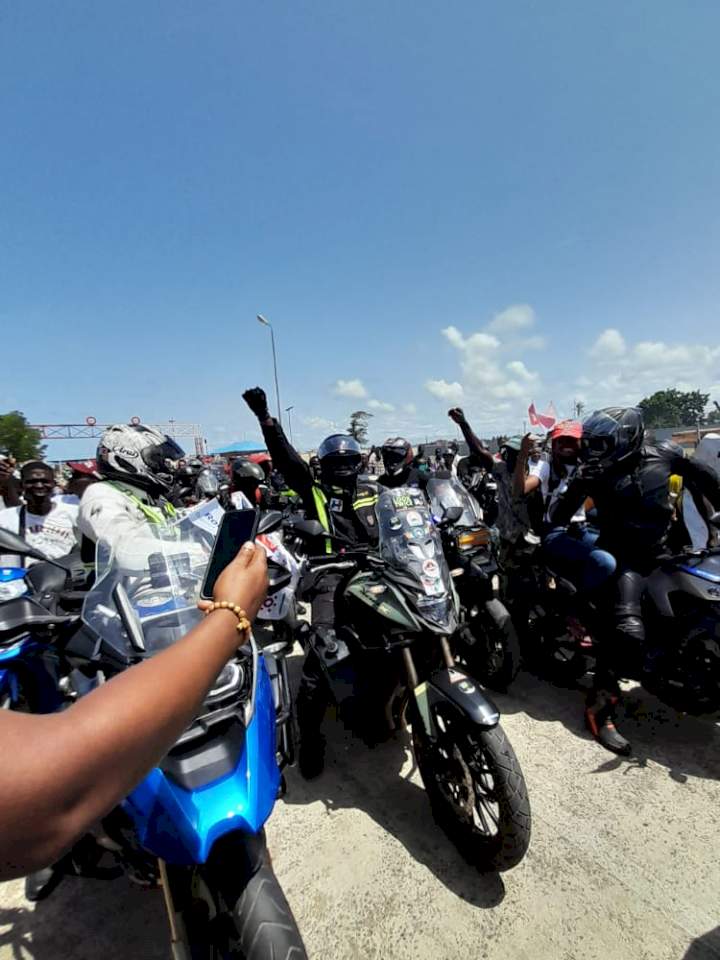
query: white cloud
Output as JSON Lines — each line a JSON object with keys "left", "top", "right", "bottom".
{"left": 506, "top": 360, "right": 537, "bottom": 382}
{"left": 402, "top": 402, "right": 417, "bottom": 414}
{"left": 368, "top": 399, "right": 395, "bottom": 412}
{"left": 442, "top": 326, "right": 500, "bottom": 352}
{"left": 590, "top": 328, "right": 626, "bottom": 359}
{"left": 487, "top": 303, "right": 536, "bottom": 334}
{"left": 302, "top": 415, "right": 337, "bottom": 431}
{"left": 425, "top": 379, "right": 464, "bottom": 405}
{"left": 582, "top": 331, "right": 720, "bottom": 410}
{"left": 333, "top": 378, "right": 367, "bottom": 399}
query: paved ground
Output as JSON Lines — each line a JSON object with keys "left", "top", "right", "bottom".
{"left": 1, "top": 654, "right": 719, "bottom": 960}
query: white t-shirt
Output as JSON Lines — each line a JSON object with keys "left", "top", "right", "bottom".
{"left": 529, "top": 460, "right": 586, "bottom": 525}
{"left": 0, "top": 501, "right": 80, "bottom": 566}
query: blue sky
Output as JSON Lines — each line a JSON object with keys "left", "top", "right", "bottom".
{"left": 3, "top": 1, "right": 719, "bottom": 460}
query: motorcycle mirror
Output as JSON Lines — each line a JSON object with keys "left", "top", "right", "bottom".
{"left": 257, "top": 510, "right": 283, "bottom": 535}
{"left": 441, "top": 505, "right": 463, "bottom": 527}
{"left": 287, "top": 519, "right": 326, "bottom": 539}
{"left": 0, "top": 528, "right": 50, "bottom": 563}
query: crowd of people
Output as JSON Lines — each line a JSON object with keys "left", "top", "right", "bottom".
{"left": 1, "top": 393, "right": 719, "bottom": 807}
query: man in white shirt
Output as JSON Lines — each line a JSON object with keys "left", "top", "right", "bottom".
{"left": 516, "top": 421, "right": 616, "bottom": 593}
{"left": 0, "top": 461, "right": 79, "bottom": 565}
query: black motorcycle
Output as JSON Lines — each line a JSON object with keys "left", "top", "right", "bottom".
{"left": 515, "top": 518, "right": 720, "bottom": 713}
{"left": 427, "top": 476, "right": 520, "bottom": 690}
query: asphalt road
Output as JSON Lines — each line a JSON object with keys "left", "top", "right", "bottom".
{"left": 1, "top": 656, "right": 719, "bottom": 960}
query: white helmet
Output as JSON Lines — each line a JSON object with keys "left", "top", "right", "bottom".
{"left": 97, "top": 424, "right": 185, "bottom": 494}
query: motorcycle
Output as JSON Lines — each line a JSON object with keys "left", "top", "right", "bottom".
{"left": 289, "top": 485, "right": 531, "bottom": 871}
{"left": 517, "top": 519, "right": 720, "bottom": 713}
{"left": 0, "top": 533, "right": 86, "bottom": 712}
{"left": 459, "top": 462, "right": 499, "bottom": 528}
{"left": 427, "top": 476, "right": 521, "bottom": 690}
{"left": 0, "top": 515, "right": 306, "bottom": 959}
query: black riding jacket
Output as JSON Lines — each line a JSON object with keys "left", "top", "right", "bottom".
{"left": 550, "top": 442, "right": 720, "bottom": 561}
{"left": 260, "top": 419, "right": 378, "bottom": 545}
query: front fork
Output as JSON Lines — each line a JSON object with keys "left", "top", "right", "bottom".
{"left": 263, "top": 644, "right": 296, "bottom": 768}
{"left": 158, "top": 859, "right": 191, "bottom": 960}
{"left": 403, "top": 640, "right": 500, "bottom": 740}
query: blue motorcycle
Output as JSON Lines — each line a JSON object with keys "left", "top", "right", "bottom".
{"left": 0, "top": 514, "right": 306, "bottom": 959}
{"left": 0, "top": 536, "right": 83, "bottom": 713}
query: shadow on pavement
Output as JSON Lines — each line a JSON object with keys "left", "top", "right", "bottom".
{"left": 282, "top": 652, "right": 506, "bottom": 910}
{"left": 0, "top": 879, "right": 167, "bottom": 960}
{"left": 683, "top": 926, "right": 720, "bottom": 960}
{"left": 497, "top": 669, "right": 720, "bottom": 783}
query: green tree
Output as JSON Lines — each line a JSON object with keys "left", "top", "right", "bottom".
{"left": 638, "top": 389, "right": 709, "bottom": 428}
{"left": 706, "top": 402, "right": 720, "bottom": 425}
{"left": 0, "top": 411, "right": 45, "bottom": 460}
{"left": 348, "top": 410, "right": 373, "bottom": 445}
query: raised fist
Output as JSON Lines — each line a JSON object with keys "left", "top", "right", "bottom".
{"left": 243, "top": 387, "right": 270, "bottom": 421}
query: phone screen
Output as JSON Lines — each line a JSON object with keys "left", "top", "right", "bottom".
{"left": 200, "top": 508, "right": 259, "bottom": 600}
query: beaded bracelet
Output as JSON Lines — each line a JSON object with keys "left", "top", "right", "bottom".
{"left": 204, "top": 601, "right": 251, "bottom": 637}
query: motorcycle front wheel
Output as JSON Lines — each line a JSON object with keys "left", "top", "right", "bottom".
{"left": 412, "top": 709, "right": 531, "bottom": 871}
{"left": 184, "top": 848, "right": 307, "bottom": 960}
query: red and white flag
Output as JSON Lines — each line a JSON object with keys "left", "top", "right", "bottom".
{"left": 528, "top": 402, "right": 558, "bottom": 430}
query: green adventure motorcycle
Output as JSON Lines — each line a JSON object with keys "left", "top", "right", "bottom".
{"left": 291, "top": 485, "right": 531, "bottom": 871}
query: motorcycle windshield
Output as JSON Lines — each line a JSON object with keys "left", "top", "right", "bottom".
{"left": 427, "top": 476, "right": 483, "bottom": 528}
{"left": 376, "top": 486, "right": 453, "bottom": 626}
{"left": 82, "top": 502, "right": 221, "bottom": 659}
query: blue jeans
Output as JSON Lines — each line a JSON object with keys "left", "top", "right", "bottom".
{"left": 542, "top": 526, "right": 616, "bottom": 594}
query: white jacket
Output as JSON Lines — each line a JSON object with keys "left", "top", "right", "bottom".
{"left": 78, "top": 480, "right": 190, "bottom": 574}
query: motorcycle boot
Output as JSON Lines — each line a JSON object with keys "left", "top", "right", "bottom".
{"left": 585, "top": 688, "right": 631, "bottom": 756}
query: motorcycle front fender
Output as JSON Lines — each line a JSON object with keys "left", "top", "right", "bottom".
{"left": 413, "top": 666, "right": 500, "bottom": 739}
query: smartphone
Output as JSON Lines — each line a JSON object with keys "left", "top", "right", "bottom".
{"left": 200, "top": 508, "right": 259, "bottom": 600}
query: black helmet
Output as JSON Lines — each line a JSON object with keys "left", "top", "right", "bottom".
{"left": 381, "top": 437, "right": 413, "bottom": 477}
{"left": 194, "top": 467, "right": 220, "bottom": 500}
{"left": 231, "top": 458, "right": 265, "bottom": 502}
{"left": 317, "top": 434, "right": 362, "bottom": 485}
{"left": 581, "top": 407, "right": 644, "bottom": 470}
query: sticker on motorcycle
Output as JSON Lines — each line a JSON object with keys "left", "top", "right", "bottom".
{"left": 421, "top": 576, "right": 444, "bottom": 596}
{"left": 258, "top": 592, "right": 287, "bottom": 620}
{"left": 406, "top": 510, "right": 423, "bottom": 527}
{"left": 422, "top": 559, "right": 439, "bottom": 578}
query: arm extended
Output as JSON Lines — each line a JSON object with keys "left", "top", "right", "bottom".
{"left": 447, "top": 409, "right": 494, "bottom": 472}
{"left": 0, "top": 543, "right": 267, "bottom": 880}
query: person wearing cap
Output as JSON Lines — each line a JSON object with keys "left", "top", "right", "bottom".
{"left": 62, "top": 460, "right": 101, "bottom": 503}
{"left": 515, "top": 421, "right": 617, "bottom": 594}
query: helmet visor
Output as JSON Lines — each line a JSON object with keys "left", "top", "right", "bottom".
{"left": 141, "top": 439, "right": 186, "bottom": 474}
{"left": 582, "top": 435, "right": 615, "bottom": 460}
{"left": 322, "top": 453, "right": 362, "bottom": 478}
{"left": 382, "top": 447, "right": 409, "bottom": 473}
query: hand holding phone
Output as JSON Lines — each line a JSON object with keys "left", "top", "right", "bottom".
{"left": 200, "top": 509, "right": 260, "bottom": 601}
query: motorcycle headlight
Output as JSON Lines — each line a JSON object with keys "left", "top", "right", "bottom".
{"left": 455, "top": 528, "right": 491, "bottom": 551}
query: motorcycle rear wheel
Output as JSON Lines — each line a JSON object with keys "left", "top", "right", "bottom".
{"left": 465, "top": 599, "right": 521, "bottom": 691}
{"left": 412, "top": 710, "right": 531, "bottom": 871}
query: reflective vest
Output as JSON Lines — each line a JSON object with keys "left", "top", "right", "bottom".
{"left": 311, "top": 483, "right": 379, "bottom": 553}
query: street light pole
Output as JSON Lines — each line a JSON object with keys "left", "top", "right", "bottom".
{"left": 256, "top": 314, "right": 282, "bottom": 427}
{"left": 285, "top": 405, "right": 295, "bottom": 444}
